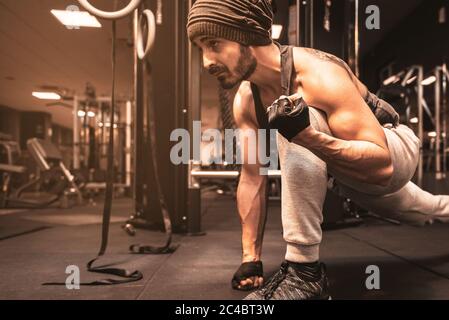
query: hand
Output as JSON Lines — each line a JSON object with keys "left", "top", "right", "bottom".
{"left": 237, "top": 275, "right": 264, "bottom": 291}
{"left": 267, "top": 94, "right": 310, "bottom": 142}
{"left": 232, "top": 261, "right": 264, "bottom": 291}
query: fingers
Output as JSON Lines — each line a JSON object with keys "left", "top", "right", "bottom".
{"left": 267, "top": 99, "right": 284, "bottom": 117}
{"left": 238, "top": 276, "right": 264, "bottom": 290}
{"left": 279, "top": 97, "right": 292, "bottom": 113}
{"left": 250, "top": 276, "right": 263, "bottom": 288}
{"left": 278, "top": 94, "right": 303, "bottom": 109}
{"left": 269, "top": 96, "right": 296, "bottom": 115}
{"left": 271, "top": 94, "right": 302, "bottom": 106}
{"left": 289, "top": 93, "right": 302, "bottom": 101}
{"left": 239, "top": 278, "right": 253, "bottom": 289}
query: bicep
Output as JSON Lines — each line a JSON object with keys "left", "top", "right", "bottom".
{"left": 327, "top": 101, "right": 387, "bottom": 149}
{"left": 309, "top": 67, "right": 388, "bottom": 149}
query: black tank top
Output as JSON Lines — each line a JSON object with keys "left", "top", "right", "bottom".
{"left": 250, "top": 45, "right": 294, "bottom": 129}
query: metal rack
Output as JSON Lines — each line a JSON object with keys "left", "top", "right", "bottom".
{"left": 380, "top": 63, "right": 449, "bottom": 184}
{"left": 73, "top": 96, "right": 132, "bottom": 187}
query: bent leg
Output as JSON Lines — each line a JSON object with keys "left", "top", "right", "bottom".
{"left": 278, "top": 108, "right": 329, "bottom": 263}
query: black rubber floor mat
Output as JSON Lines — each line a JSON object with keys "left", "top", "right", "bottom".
{"left": 0, "top": 216, "right": 51, "bottom": 241}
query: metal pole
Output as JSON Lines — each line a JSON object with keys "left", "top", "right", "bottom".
{"left": 443, "top": 63, "right": 448, "bottom": 176}
{"left": 84, "top": 106, "right": 89, "bottom": 169}
{"left": 125, "top": 100, "right": 132, "bottom": 187}
{"left": 187, "top": 4, "right": 201, "bottom": 162}
{"left": 435, "top": 67, "right": 442, "bottom": 179}
{"left": 73, "top": 95, "right": 80, "bottom": 170}
{"left": 417, "top": 66, "right": 424, "bottom": 187}
{"left": 187, "top": 0, "right": 203, "bottom": 235}
{"left": 190, "top": 170, "right": 282, "bottom": 180}
{"left": 354, "top": 0, "right": 359, "bottom": 77}
{"left": 310, "top": 0, "right": 314, "bottom": 48}
{"left": 100, "top": 101, "right": 106, "bottom": 166}
{"left": 296, "top": 0, "right": 300, "bottom": 46}
{"left": 191, "top": 170, "right": 239, "bottom": 180}
{"left": 187, "top": 4, "right": 201, "bottom": 173}
{"left": 401, "top": 67, "right": 416, "bottom": 86}
{"left": 133, "top": 8, "right": 145, "bottom": 213}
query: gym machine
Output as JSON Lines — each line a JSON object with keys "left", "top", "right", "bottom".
{"left": 1, "top": 138, "right": 83, "bottom": 209}
{"left": 431, "top": 63, "right": 448, "bottom": 181}
{"left": 73, "top": 94, "right": 131, "bottom": 192}
{"left": 45, "top": 0, "right": 179, "bottom": 287}
{"left": 124, "top": 0, "right": 195, "bottom": 234}
{"left": 378, "top": 66, "right": 425, "bottom": 186}
{"left": 379, "top": 64, "right": 449, "bottom": 187}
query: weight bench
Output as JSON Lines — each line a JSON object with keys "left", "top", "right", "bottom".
{"left": 1, "top": 138, "right": 84, "bottom": 208}
{"left": 26, "top": 138, "right": 83, "bottom": 206}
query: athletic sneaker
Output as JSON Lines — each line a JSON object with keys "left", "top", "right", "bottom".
{"left": 244, "top": 261, "right": 330, "bottom": 300}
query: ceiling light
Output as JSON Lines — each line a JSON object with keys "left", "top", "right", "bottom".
{"left": 383, "top": 75, "right": 399, "bottom": 86}
{"left": 422, "top": 76, "right": 436, "bottom": 86}
{"left": 77, "top": 110, "right": 86, "bottom": 117}
{"left": 271, "top": 25, "right": 283, "bottom": 40}
{"left": 51, "top": 9, "right": 101, "bottom": 28}
{"left": 87, "top": 111, "right": 96, "bottom": 118}
{"left": 410, "top": 117, "right": 419, "bottom": 124}
{"left": 32, "top": 92, "right": 61, "bottom": 100}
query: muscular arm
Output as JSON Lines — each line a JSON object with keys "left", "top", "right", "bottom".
{"left": 293, "top": 61, "right": 393, "bottom": 186}
{"left": 234, "top": 83, "right": 267, "bottom": 264}
{"left": 293, "top": 126, "right": 393, "bottom": 185}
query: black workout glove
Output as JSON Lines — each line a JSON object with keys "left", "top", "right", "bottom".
{"left": 232, "top": 261, "right": 263, "bottom": 291}
{"left": 267, "top": 95, "right": 310, "bottom": 142}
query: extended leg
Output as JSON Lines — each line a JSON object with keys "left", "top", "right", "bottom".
{"left": 335, "top": 180, "right": 449, "bottom": 225}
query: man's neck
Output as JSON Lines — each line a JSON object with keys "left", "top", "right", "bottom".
{"left": 247, "top": 43, "right": 282, "bottom": 97}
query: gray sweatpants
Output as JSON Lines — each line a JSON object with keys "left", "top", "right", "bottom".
{"left": 278, "top": 107, "right": 449, "bottom": 263}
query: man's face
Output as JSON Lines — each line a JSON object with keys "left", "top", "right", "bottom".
{"left": 194, "top": 37, "right": 257, "bottom": 89}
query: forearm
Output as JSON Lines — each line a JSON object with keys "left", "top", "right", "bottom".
{"left": 292, "top": 127, "right": 393, "bottom": 185}
{"left": 237, "top": 173, "right": 267, "bottom": 262}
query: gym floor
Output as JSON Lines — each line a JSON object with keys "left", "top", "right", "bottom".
{"left": 1, "top": 189, "right": 448, "bottom": 300}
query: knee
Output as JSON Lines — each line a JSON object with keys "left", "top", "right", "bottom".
{"left": 372, "top": 160, "right": 394, "bottom": 187}
{"left": 282, "top": 149, "right": 327, "bottom": 182}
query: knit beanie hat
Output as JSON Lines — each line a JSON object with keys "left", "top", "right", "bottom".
{"left": 187, "top": 0, "right": 274, "bottom": 46}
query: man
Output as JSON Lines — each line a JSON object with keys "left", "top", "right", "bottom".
{"left": 187, "top": 0, "right": 449, "bottom": 300}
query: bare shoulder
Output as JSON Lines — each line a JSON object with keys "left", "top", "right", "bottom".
{"left": 296, "top": 47, "right": 354, "bottom": 79}
{"left": 233, "top": 81, "right": 257, "bottom": 128}
{"left": 294, "top": 47, "right": 369, "bottom": 102}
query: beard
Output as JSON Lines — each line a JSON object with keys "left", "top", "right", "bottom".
{"left": 210, "top": 45, "right": 257, "bottom": 90}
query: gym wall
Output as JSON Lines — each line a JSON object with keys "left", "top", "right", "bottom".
{"left": 362, "top": 0, "right": 449, "bottom": 91}
{"left": 20, "top": 112, "right": 52, "bottom": 149}
{"left": 0, "top": 105, "right": 21, "bottom": 143}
